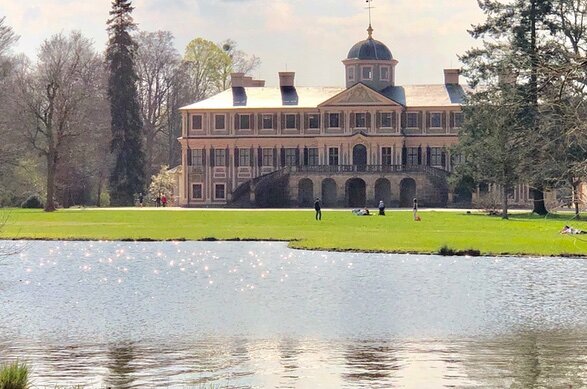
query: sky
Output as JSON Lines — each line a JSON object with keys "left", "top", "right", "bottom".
{"left": 0, "top": 0, "right": 485, "bottom": 87}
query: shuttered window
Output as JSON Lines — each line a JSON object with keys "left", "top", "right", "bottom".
{"left": 214, "top": 149, "right": 226, "bottom": 166}
{"left": 308, "top": 148, "right": 319, "bottom": 166}
{"left": 381, "top": 147, "right": 392, "bottom": 166}
{"left": 191, "top": 149, "right": 203, "bottom": 166}
{"left": 238, "top": 148, "right": 250, "bottom": 167}
{"left": 262, "top": 148, "right": 273, "bottom": 166}
{"left": 328, "top": 147, "right": 339, "bottom": 166}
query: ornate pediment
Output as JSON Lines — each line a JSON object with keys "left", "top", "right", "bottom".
{"left": 319, "top": 83, "right": 401, "bottom": 107}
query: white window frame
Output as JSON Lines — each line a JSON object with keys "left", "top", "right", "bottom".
{"left": 328, "top": 113, "right": 340, "bottom": 129}
{"left": 239, "top": 114, "right": 251, "bottom": 130}
{"left": 191, "top": 114, "right": 203, "bottom": 130}
{"left": 192, "top": 183, "right": 203, "bottom": 199}
{"left": 430, "top": 147, "right": 443, "bottom": 167}
{"left": 191, "top": 149, "right": 203, "bottom": 167}
{"left": 381, "top": 147, "right": 393, "bottom": 166}
{"left": 430, "top": 112, "right": 443, "bottom": 129}
{"left": 214, "top": 149, "right": 226, "bottom": 167}
{"left": 238, "top": 148, "right": 250, "bottom": 167}
{"left": 214, "top": 184, "right": 225, "bottom": 200}
{"left": 284, "top": 113, "right": 296, "bottom": 129}
{"left": 285, "top": 148, "right": 297, "bottom": 166}
{"left": 262, "top": 148, "right": 273, "bottom": 167}
{"left": 454, "top": 112, "right": 464, "bottom": 128}
{"left": 406, "top": 112, "right": 418, "bottom": 129}
{"left": 262, "top": 114, "right": 274, "bottom": 130}
{"left": 214, "top": 114, "right": 225, "bottom": 130}
{"left": 348, "top": 66, "right": 355, "bottom": 82}
{"left": 328, "top": 147, "right": 339, "bottom": 166}
{"left": 380, "top": 66, "right": 391, "bottom": 81}
{"left": 355, "top": 112, "right": 367, "bottom": 128}
{"left": 361, "top": 66, "right": 373, "bottom": 81}
{"left": 381, "top": 112, "right": 393, "bottom": 128}
{"left": 308, "top": 114, "right": 320, "bottom": 129}
{"left": 307, "top": 148, "right": 319, "bottom": 166}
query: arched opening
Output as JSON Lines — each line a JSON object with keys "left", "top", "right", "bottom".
{"left": 399, "top": 178, "right": 416, "bottom": 207}
{"left": 322, "top": 178, "right": 337, "bottom": 207}
{"left": 346, "top": 178, "right": 366, "bottom": 207}
{"left": 298, "top": 178, "right": 314, "bottom": 207}
{"left": 353, "top": 144, "right": 367, "bottom": 172}
{"left": 374, "top": 178, "right": 391, "bottom": 207}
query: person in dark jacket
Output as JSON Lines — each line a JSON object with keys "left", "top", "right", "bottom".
{"left": 378, "top": 200, "right": 385, "bottom": 216}
{"left": 314, "top": 198, "right": 322, "bottom": 220}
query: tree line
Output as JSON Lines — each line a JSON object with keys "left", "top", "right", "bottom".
{"left": 455, "top": 0, "right": 587, "bottom": 219}
{"left": 0, "top": 0, "right": 259, "bottom": 210}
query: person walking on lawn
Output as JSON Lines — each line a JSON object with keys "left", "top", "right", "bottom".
{"left": 314, "top": 198, "right": 322, "bottom": 221}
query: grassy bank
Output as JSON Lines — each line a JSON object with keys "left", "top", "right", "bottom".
{"left": 1, "top": 208, "right": 586, "bottom": 256}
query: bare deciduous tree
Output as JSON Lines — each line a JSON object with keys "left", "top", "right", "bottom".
{"left": 9, "top": 32, "right": 105, "bottom": 211}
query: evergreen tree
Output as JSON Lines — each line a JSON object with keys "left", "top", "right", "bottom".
{"left": 462, "top": 0, "right": 557, "bottom": 215}
{"left": 106, "top": 0, "right": 145, "bottom": 206}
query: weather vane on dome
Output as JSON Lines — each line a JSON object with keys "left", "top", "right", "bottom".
{"left": 365, "top": 0, "right": 375, "bottom": 38}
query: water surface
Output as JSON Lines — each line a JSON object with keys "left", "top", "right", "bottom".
{"left": 0, "top": 241, "right": 585, "bottom": 388}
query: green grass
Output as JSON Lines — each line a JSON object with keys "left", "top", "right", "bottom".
{"left": 0, "top": 361, "right": 30, "bottom": 389}
{"left": 1, "top": 208, "right": 587, "bottom": 256}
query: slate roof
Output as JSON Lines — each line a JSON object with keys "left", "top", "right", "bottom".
{"left": 347, "top": 38, "right": 393, "bottom": 61}
{"left": 180, "top": 84, "right": 467, "bottom": 111}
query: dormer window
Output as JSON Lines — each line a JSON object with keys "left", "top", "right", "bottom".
{"left": 380, "top": 66, "right": 390, "bottom": 81}
{"left": 348, "top": 67, "right": 355, "bottom": 81}
{"left": 361, "top": 66, "right": 373, "bottom": 81}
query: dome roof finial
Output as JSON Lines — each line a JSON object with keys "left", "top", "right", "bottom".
{"left": 366, "top": 0, "right": 374, "bottom": 38}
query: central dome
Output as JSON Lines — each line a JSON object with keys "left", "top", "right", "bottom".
{"left": 347, "top": 38, "right": 393, "bottom": 61}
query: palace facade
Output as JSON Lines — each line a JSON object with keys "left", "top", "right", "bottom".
{"left": 177, "top": 28, "right": 533, "bottom": 208}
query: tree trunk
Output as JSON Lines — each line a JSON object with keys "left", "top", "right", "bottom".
{"left": 531, "top": 188, "right": 548, "bottom": 215}
{"left": 501, "top": 185, "right": 509, "bottom": 220}
{"left": 572, "top": 181, "right": 581, "bottom": 220}
{"left": 45, "top": 151, "right": 57, "bottom": 212}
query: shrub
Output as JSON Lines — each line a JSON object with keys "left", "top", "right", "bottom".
{"left": 0, "top": 360, "right": 30, "bottom": 389}
{"left": 20, "top": 194, "right": 43, "bottom": 209}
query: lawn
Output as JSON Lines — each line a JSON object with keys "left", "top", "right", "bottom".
{"left": 1, "top": 208, "right": 586, "bottom": 256}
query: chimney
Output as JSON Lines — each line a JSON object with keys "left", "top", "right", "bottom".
{"left": 250, "top": 79, "right": 266, "bottom": 87}
{"left": 231, "top": 72, "right": 245, "bottom": 87}
{"left": 279, "top": 72, "right": 295, "bottom": 87}
{"left": 444, "top": 69, "right": 460, "bottom": 85}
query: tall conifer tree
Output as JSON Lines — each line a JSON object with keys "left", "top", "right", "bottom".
{"left": 106, "top": 0, "right": 145, "bottom": 205}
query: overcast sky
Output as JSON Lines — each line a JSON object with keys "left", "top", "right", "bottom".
{"left": 0, "top": 0, "right": 485, "bottom": 87}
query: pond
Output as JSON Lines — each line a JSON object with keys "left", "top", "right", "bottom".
{"left": 0, "top": 241, "right": 585, "bottom": 388}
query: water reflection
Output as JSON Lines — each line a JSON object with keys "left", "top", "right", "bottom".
{"left": 0, "top": 240, "right": 585, "bottom": 387}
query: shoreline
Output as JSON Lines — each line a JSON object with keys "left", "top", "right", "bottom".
{"left": 3, "top": 236, "right": 586, "bottom": 259}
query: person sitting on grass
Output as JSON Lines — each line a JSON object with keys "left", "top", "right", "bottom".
{"left": 560, "top": 225, "right": 586, "bottom": 234}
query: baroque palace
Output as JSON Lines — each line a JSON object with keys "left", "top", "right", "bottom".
{"left": 177, "top": 26, "right": 532, "bottom": 208}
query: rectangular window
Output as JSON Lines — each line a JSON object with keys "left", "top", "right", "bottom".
{"left": 238, "top": 148, "right": 250, "bottom": 167}
{"left": 430, "top": 112, "right": 442, "bottom": 128}
{"left": 452, "top": 153, "right": 465, "bottom": 166}
{"left": 381, "top": 147, "right": 392, "bottom": 166}
{"left": 355, "top": 112, "right": 366, "bottom": 128}
{"left": 214, "top": 114, "right": 225, "bottom": 130}
{"left": 239, "top": 114, "right": 251, "bottom": 130}
{"left": 285, "top": 148, "right": 297, "bottom": 166}
{"left": 191, "top": 149, "right": 203, "bottom": 166}
{"left": 308, "top": 114, "right": 320, "bottom": 129}
{"left": 381, "top": 112, "right": 392, "bottom": 128}
{"left": 308, "top": 148, "right": 319, "bottom": 166}
{"left": 430, "top": 147, "right": 443, "bottom": 166}
{"left": 214, "top": 149, "right": 226, "bottom": 166}
{"left": 328, "top": 113, "right": 340, "bottom": 128}
{"left": 380, "top": 66, "right": 390, "bottom": 81}
{"left": 214, "top": 184, "right": 225, "bottom": 200}
{"left": 407, "top": 147, "right": 419, "bottom": 165}
{"left": 361, "top": 66, "right": 373, "bottom": 80}
{"left": 192, "top": 183, "right": 203, "bottom": 199}
{"left": 262, "top": 148, "right": 273, "bottom": 166}
{"left": 285, "top": 114, "right": 296, "bottom": 129}
{"left": 191, "top": 115, "right": 202, "bottom": 130}
{"left": 348, "top": 67, "right": 355, "bottom": 81}
{"left": 328, "top": 147, "right": 339, "bottom": 166}
{"left": 407, "top": 112, "right": 418, "bottom": 128}
{"left": 454, "top": 112, "right": 464, "bottom": 128}
{"left": 262, "top": 114, "right": 274, "bottom": 129}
